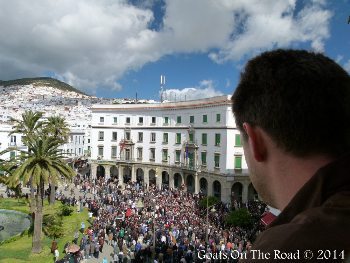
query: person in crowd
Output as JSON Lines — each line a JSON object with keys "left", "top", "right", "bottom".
{"left": 57, "top": 168, "right": 267, "bottom": 262}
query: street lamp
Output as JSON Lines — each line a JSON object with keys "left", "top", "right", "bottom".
{"left": 152, "top": 199, "right": 157, "bottom": 248}
{"left": 205, "top": 197, "right": 216, "bottom": 244}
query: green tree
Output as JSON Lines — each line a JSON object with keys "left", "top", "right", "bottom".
{"left": 8, "top": 136, "right": 75, "bottom": 253}
{"left": 43, "top": 116, "right": 70, "bottom": 205}
{"left": 43, "top": 116, "right": 70, "bottom": 144}
{"left": 43, "top": 214, "right": 64, "bottom": 239}
{"left": 0, "top": 151, "right": 22, "bottom": 199}
{"left": 9, "top": 110, "right": 44, "bottom": 212}
{"left": 199, "top": 196, "right": 219, "bottom": 209}
{"left": 225, "top": 208, "right": 253, "bottom": 229}
{"left": 10, "top": 110, "right": 44, "bottom": 146}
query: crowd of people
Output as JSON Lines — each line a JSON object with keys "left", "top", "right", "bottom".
{"left": 54, "top": 176, "right": 266, "bottom": 263}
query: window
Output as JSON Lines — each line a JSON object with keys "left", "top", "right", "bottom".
{"left": 203, "top": 114, "right": 208, "bottom": 123}
{"left": 190, "top": 115, "right": 194, "bottom": 124}
{"left": 216, "top": 113, "right": 221, "bottom": 122}
{"left": 88, "top": 139, "right": 91, "bottom": 143}
{"left": 150, "top": 148, "right": 155, "bottom": 160}
{"left": 150, "top": 132, "right": 156, "bottom": 142}
{"left": 151, "top": 116, "right": 156, "bottom": 124}
{"left": 215, "top": 133, "right": 221, "bottom": 146}
{"left": 175, "top": 150, "right": 181, "bottom": 163}
{"left": 125, "top": 132, "right": 131, "bottom": 141}
{"left": 202, "top": 133, "right": 207, "bottom": 145}
{"left": 126, "top": 117, "right": 131, "bottom": 124}
{"left": 125, "top": 149, "right": 131, "bottom": 160}
{"left": 177, "top": 116, "right": 181, "bottom": 124}
{"left": 189, "top": 132, "right": 194, "bottom": 143}
{"left": 137, "top": 147, "right": 143, "bottom": 159}
{"left": 111, "top": 146, "right": 117, "bottom": 158}
{"left": 138, "top": 117, "right": 143, "bottom": 124}
{"left": 113, "top": 117, "right": 118, "bottom": 124}
{"left": 235, "top": 156, "right": 242, "bottom": 169}
{"left": 10, "top": 135, "right": 16, "bottom": 146}
{"left": 176, "top": 133, "right": 181, "bottom": 144}
{"left": 138, "top": 132, "right": 143, "bottom": 142}
{"left": 201, "top": 152, "right": 207, "bottom": 165}
{"left": 112, "top": 132, "right": 117, "bottom": 141}
{"left": 98, "top": 131, "right": 104, "bottom": 141}
{"left": 98, "top": 146, "right": 104, "bottom": 157}
{"left": 214, "top": 154, "right": 220, "bottom": 168}
{"left": 163, "top": 133, "right": 168, "bottom": 143}
{"left": 99, "top": 117, "right": 104, "bottom": 123}
{"left": 162, "top": 149, "right": 168, "bottom": 162}
{"left": 164, "top": 116, "right": 169, "bottom": 124}
{"left": 235, "top": 134, "right": 242, "bottom": 147}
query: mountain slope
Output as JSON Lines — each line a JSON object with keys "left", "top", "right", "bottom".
{"left": 0, "top": 77, "right": 88, "bottom": 96}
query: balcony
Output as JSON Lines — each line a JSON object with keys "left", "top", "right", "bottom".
{"left": 120, "top": 138, "right": 134, "bottom": 145}
{"left": 184, "top": 140, "right": 199, "bottom": 149}
{"left": 116, "top": 157, "right": 136, "bottom": 162}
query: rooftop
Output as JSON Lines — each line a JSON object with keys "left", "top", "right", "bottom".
{"left": 92, "top": 95, "right": 232, "bottom": 111}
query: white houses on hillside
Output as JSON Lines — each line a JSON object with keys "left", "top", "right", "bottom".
{"left": 90, "top": 95, "right": 257, "bottom": 203}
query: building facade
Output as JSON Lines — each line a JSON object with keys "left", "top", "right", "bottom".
{"left": 0, "top": 124, "right": 26, "bottom": 160}
{"left": 0, "top": 123, "right": 88, "bottom": 163}
{"left": 90, "top": 96, "right": 258, "bottom": 203}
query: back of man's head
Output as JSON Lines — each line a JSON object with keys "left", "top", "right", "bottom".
{"left": 232, "top": 49, "right": 350, "bottom": 157}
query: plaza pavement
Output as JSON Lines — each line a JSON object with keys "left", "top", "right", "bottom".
{"left": 0, "top": 183, "right": 115, "bottom": 263}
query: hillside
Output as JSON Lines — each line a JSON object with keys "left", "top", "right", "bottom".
{"left": 0, "top": 77, "right": 88, "bottom": 96}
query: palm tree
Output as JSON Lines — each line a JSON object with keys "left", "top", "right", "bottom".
{"left": 10, "top": 110, "right": 44, "bottom": 145}
{"left": 8, "top": 136, "right": 76, "bottom": 253}
{"left": 43, "top": 116, "right": 70, "bottom": 144}
{"left": 43, "top": 116, "right": 70, "bottom": 204}
{"left": 10, "top": 110, "right": 44, "bottom": 212}
{"left": 0, "top": 158, "right": 21, "bottom": 198}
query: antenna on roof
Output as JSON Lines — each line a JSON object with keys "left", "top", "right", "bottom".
{"left": 160, "top": 75, "right": 165, "bottom": 102}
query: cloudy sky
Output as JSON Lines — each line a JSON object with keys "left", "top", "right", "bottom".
{"left": 0, "top": 0, "right": 349, "bottom": 99}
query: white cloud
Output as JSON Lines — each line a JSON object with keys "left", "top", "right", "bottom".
{"left": 207, "top": 0, "right": 332, "bottom": 63}
{"left": 0, "top": 0, "right": 333, "bottom": 93}
{"left": 161, "top": 80, "right": 223, "bottom": 101}
{"left": 344, "top": 60, "right": 350, "bottom": 74}
{"left": 336, "top": 55, "right": 344, "bottom": 63}
{"left": 0, "top": 0, "right": 157, "bottom": 92}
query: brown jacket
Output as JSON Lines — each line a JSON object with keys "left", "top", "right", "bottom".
{"left": 243, "top": 154, "right": 350, "bottom": 262}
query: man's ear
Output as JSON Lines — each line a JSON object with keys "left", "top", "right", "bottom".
{"left": 242, "top": 123, "right": 267, "bottom": 162}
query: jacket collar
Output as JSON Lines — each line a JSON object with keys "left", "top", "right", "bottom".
{"left": 268, "top": 153, "right": 350, "bottom": 228}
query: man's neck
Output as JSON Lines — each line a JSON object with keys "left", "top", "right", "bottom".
{"left": 270, "top": 154, "right": 334, "bottom": 210}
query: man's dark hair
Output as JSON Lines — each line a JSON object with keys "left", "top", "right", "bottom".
{"left": 232, "top": 49, "right": 350, "bottom": 157}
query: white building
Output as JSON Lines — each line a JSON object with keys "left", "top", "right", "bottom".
{"left": 0, "top": 123, "right": 88, "bottom": 164}
{"left": 0, "top": 124, "right": 26, "bottom": 160}
{"left": 90, "top": 95, "right": 257, "bottom": 203}
{"left": 60, "top": 127, "right": 87, "bottom": 158}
